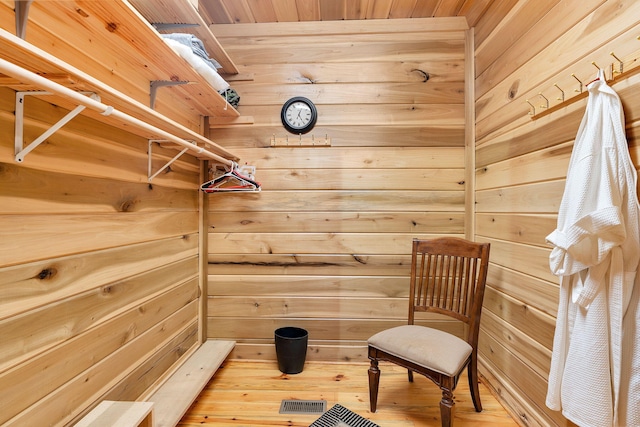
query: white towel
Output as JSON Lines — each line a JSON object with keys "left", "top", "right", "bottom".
{"left": 162, "top": 36, "right": 229, "bottom": 92}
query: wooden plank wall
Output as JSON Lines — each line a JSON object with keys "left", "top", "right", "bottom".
{"left": 207, "top": 18, "right": 470, "bottom": 362}
{"left": 0, "top": 89, "right": 203, "bottom": 426}
{"left": 0, "top": 4, "right": 208, "bottom": 425}
{"left": 474, "top": 1, "right": 640, "bottom": 426}
{"left": 4, "top": 2, "right": 639, "bottom": 425}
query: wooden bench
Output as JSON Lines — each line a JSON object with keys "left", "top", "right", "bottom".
{"left": 75, "top": 401, "right": 154, "bottom": 427}
{"left": 145, "top": 339, "right": 235, "bottom": 427}
{"left": 74, "top": 340, "right": 234, "bottom": 427}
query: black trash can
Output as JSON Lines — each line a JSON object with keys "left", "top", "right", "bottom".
{"left": 274, "top": 326, "right": 308, "bottom": 374}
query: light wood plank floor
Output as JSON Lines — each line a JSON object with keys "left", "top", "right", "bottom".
{"left": 179, "top": 360, "right": 519, "bottom": 426}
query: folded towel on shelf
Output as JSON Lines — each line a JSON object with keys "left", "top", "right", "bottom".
{"left": 161, "top": 33, "right": 221, "bottom": 68}
{"left": 161, "top": 33, "right": 230, "bottom": 93}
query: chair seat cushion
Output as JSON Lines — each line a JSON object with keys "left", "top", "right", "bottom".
{"left": 368, "top": 325, "right": 472, "bottom": 376}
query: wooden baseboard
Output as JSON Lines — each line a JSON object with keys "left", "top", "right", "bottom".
{"left": 479, "top": 358, "right": 556, "bottom": 427}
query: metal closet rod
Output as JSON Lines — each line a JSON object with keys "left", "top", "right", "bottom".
{"left": 0, "top": 56, "right": 234, "bottom": 167}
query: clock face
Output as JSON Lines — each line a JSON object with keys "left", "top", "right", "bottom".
{"left": 281, "top": 97, "right": 317, "bottom": 134}
{"left": 285, "top": 101, "right": 313, "bottom": 129}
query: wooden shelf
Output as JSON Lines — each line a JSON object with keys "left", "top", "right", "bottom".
{"left": 0, "top": 27, "right": 240, "bottom": 165}
{"left": 0, "top": 0, "right": 239, "bottom": 123}
{"left": 128, "top": 0, "right": 239, "bottom": 75}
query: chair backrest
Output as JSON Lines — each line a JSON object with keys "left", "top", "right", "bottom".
{"left": 408, "top": 237, "right": 490, "bottom": 345}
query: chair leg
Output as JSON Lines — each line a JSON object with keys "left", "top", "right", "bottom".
{"left": 467, "top": 357, "right": 483, "bottom": 412}
{"left": 368, "top": 359, "right": 380, "bottom": 413}
{"left": 439, "top": 388, "right": 455, "bottom": 427}
{"left": 408, "top": 369, "right": 414, "bottom": 383}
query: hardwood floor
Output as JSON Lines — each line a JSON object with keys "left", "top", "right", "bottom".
{"left": 179, "top": 360, "right": 519, "bottom": 426}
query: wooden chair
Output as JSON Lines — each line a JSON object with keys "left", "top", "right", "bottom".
{"left": 367, "top": 237, "right": 491, "bottom": 427}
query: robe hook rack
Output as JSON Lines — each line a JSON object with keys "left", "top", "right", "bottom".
{"left": 527, "top": 45, "right": 640, "bottom": 120}
{"left": 270, "top": 133, "right": 331, "bottom": 147}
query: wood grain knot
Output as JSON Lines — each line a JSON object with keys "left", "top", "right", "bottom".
{"left": 38, "top": 267, "right": 57, "bottom": 280}
{"left": 411, "top": 69, "right": 430, "bottom": 82}
{"left": 119, "top": 199, "right": 137, "bottom": 212}
{"left": 508, "top": 80, "right": 520, "bottom": 100}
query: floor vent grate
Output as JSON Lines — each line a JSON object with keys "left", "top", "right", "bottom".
{"left": 279, "top": 399, "right": 327, "bottom": 414}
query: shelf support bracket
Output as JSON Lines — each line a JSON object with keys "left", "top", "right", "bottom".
{"left": 15, "top": 0, "right": 33, "bottom": 39}
{"left": 15, "top": 91, "right": 99, "bottom": 162}
{"left": 151, "top": 23, "right": 199, "bottom": 31}
{"left": 150, "top": 80, "right": 189, "bottom": 109}
{"left": 148, "top": 139, "right": 190, "bottom": 182}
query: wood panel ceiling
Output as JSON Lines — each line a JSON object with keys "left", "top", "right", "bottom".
{"left": 198, "top": 0, "right": 512, "bottom": 28}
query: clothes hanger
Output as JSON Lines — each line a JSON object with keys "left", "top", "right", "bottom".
{"left": 200, "top": 162, "right": 261, "bottom": 193}
{"left": 201, "top": 162, "right": 261, "bottom": 192}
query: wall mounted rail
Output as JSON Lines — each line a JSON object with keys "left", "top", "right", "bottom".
{"left": 0, "top": 27, "right": 240, "bottom": 178}
{"left": 1, "top": 56, "right": 235, "bottom": 169}
{"left": 529, "top": 41, "right": 640, "bottom": 120}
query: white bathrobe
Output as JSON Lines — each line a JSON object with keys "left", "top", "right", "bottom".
{"left": 545, "top": 70, "right": 640, "bottom": 426}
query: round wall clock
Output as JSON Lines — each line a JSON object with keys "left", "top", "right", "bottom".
{"left": 281, "top": 96, "right": 317, "bottom": 135}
